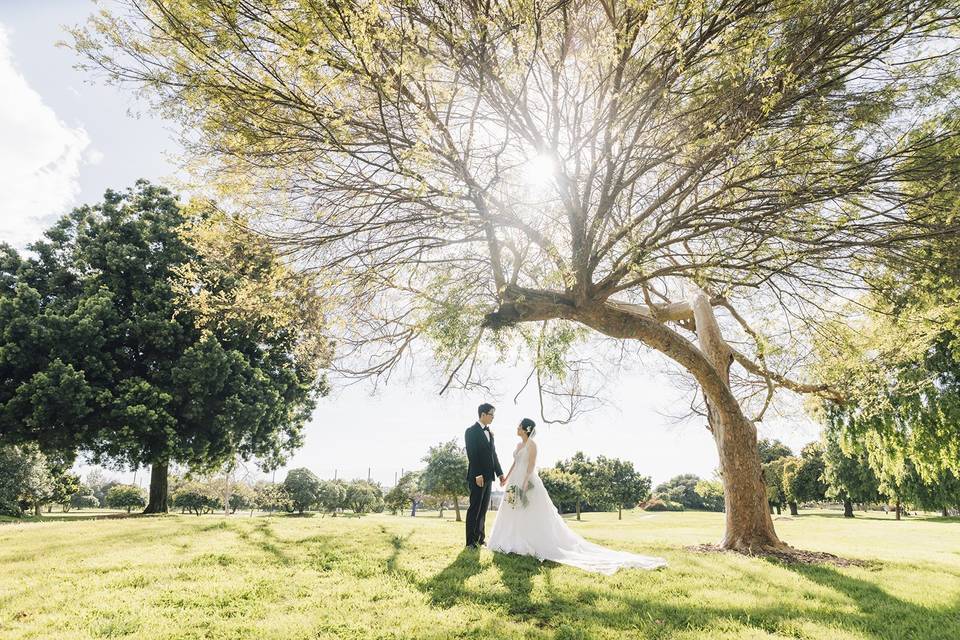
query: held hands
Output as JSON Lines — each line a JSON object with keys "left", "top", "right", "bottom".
{"left": 499, "top": 475, "right": 506, "bottom": 487}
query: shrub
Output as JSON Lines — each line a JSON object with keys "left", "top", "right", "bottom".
{"left": 641, "top": 498, "right": 684, "bottom": 512}
{"left": 105, "top": 485, "right": 147, "bottom": 513}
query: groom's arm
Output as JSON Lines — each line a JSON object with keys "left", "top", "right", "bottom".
{"left": 465, "top": 428, "right": 482, "bottom": 483}
{"left": 492, "top": 445, "right": 504, "bottom": 479}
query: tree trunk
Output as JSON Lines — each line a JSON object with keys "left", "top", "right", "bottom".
{"left": 493, "top": 287, "right": 785, "bottom": 552}
{"left": 144, "top": 458, "right": 169, "bottom": 514}
{"left": 895, "top": 499, "right": 901, "bottom": 521}
{"left": 410, "top": 499, "right": 417, "bottom": 517}
{"left": 843, "top": 499, "right": 854, "bottom": 518}
{"left": 942, "top": 507, "right": 949, "bottom": 517}
{"left": 788, "top": 501, "right": 798, "bottom": 516}
{"left": 618, "top": 505, "right": 622, "bottom": 520}
{"left": 223, "top": 461, "right": 234, "bottom": 517}
{"left": 453, "top": 496, "right": 461, "bottom": 522}
{"left": 576, "top": 500, "right": 581, "bottom": 521}
{"left": 34, "top": 503, "right": 41, "bottom": 517}
{"left": 691, "top": 293, "right": 786, "bottom": 553}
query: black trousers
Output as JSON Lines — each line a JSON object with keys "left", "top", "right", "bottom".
{"left": 465, "top": 478, "right": 492, "bottom": 546}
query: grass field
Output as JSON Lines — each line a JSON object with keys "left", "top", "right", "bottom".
{"left": 1, "top": 509, "right": 958, "bottom": 640}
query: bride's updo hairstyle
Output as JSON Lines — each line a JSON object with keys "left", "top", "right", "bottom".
{"left": 520, "top": 418, "right": 536, "bottom": 437}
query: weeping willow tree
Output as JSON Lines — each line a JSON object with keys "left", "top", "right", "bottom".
{"left": 812, "top": 117, "right": 960, "bottom": 518}
{"left": 70, "top": 0, "right": 960, "bottom": 551}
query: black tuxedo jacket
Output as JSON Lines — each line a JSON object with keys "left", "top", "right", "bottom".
{"left": 464, "top": 422, "right": 504, "bottom": 482}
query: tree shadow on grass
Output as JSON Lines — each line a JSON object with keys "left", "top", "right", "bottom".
{"left": 490, "top": 552, "right": 550, "bottom": 617}
{"left": 404, "top": 544, "right": 960, "bottom": 639}
{"left": 418, "top": 547, "right": 485, "bottom": 607}
{"left": 774, "top": 561, "right": 960, "bottom": 640}
{"left": 226, "top": 519, "right": 293, "bottom": 565}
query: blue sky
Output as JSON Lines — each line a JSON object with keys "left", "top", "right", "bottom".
{"left": 0, "top": 1, "right": 820, "bottom": 489}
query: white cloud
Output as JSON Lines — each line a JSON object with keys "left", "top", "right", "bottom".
{"left": 84, "top": 148, "right": 104, "bottom": 166}
{"left": 0, "top": 23, "right": 91, "bottom": 249}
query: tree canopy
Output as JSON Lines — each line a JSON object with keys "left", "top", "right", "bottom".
{"left": 70, "top": 0, "right": 960, "bottom": 552}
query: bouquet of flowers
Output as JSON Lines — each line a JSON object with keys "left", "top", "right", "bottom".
{"left": 505, "top": 480, "right": 534, "bottom": 508}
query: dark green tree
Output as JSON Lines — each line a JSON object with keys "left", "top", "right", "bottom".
{"left": 70, "top": 492, "right": 100, "bottom": 510}
{"left": 283, "top": 468, "right": 322, "bottom": 515}
{"left": 757, "top": 439, "right": 794, "bottom": 464}
{"left": 821, "top": 423, "right": 882, "bottom": 518}
{"left": 0, "top": 182, "right": 331, "bottom": 513}
{"left": 253, "top": 481, "right": 291, "bottom": 515}
{"left": 420, "top": 440, "right": 468, "bottom": 521}
{"left": 50, "top": 470, "right": 82, "bottom": 513}
{"left": 539, "top": 468, "right": 583, "bottom": 516}
{"left": 694, "top": 479, "right": 725, "bottom": 512}
{"left": 105, "top": 485, "right": 147, "bottom": 513}
{"left": 782, "top": 443, "right": 828, "bottom": 515}
{"left": 345, "top": 480, "right": 383, "bottom": 514}
{"left": 316, "top": 479, "right": 347, "bottom": 516}
{"left": 654, "top": 474, "right": 706, "bottom": 510}
{"left": 172, "top": 482, "right": 218, "bottom": 515}
{"left": 384, "top": 472, "right": 420, "bottom": 516}
{"left": 762, "top": 458, "right": 788, "bottom": 515}
{"left": 228, "top": 483, "right": 256, "bottom": 515}
{"left": 556, "top": 452, "right": 615, "bottom": 514}
{"left": 601, "top": 457, "right": 651, "bottom": 520}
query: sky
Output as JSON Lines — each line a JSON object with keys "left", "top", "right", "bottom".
{"left": 0, "top": 1, "right": 821, "bottom": 490}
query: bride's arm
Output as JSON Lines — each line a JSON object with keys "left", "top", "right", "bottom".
{"left": 501, "top": 443, "right": 522, "bottom": 485}
{"left": 502, "top": 461, "right": 516, "bottom": 486}
{"left": 524, "top": 442, "right": 537, "bottom": 484}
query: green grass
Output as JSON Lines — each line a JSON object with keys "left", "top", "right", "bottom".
{"left": 1, "top": 510, "right": 958, "bottom": 639}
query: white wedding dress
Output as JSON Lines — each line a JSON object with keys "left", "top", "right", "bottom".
{"left": 487, "top": 440, "right": 667, "bottom": 574}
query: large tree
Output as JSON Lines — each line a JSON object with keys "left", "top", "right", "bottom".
{"left": 0, "top": 182, "right": 331, "bottom": 512}
{"left": 71, "top": 1, "right": 960, "bottom": 551}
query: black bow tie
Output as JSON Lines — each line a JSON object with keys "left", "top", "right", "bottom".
{"left": 482, "top": 426, "right": 490, "bottom": 432}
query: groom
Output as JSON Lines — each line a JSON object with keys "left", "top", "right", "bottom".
{"left": 464, "top": 402, "right": 504, "bottom": 548}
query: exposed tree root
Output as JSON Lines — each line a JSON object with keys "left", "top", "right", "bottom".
{"left": 685, "top": 543, "right": 870, "bottom": 567}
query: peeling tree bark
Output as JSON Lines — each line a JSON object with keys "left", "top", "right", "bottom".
{"left": 690, "top": 291, "right": 785, "bottom": 552}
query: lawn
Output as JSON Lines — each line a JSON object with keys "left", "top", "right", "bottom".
{"left": 1, "top": 510, "right": 958, "bottom": 639}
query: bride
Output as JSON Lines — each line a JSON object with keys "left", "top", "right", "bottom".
{"left": 487, "top": 418, "right": 667, "bottom": 574}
